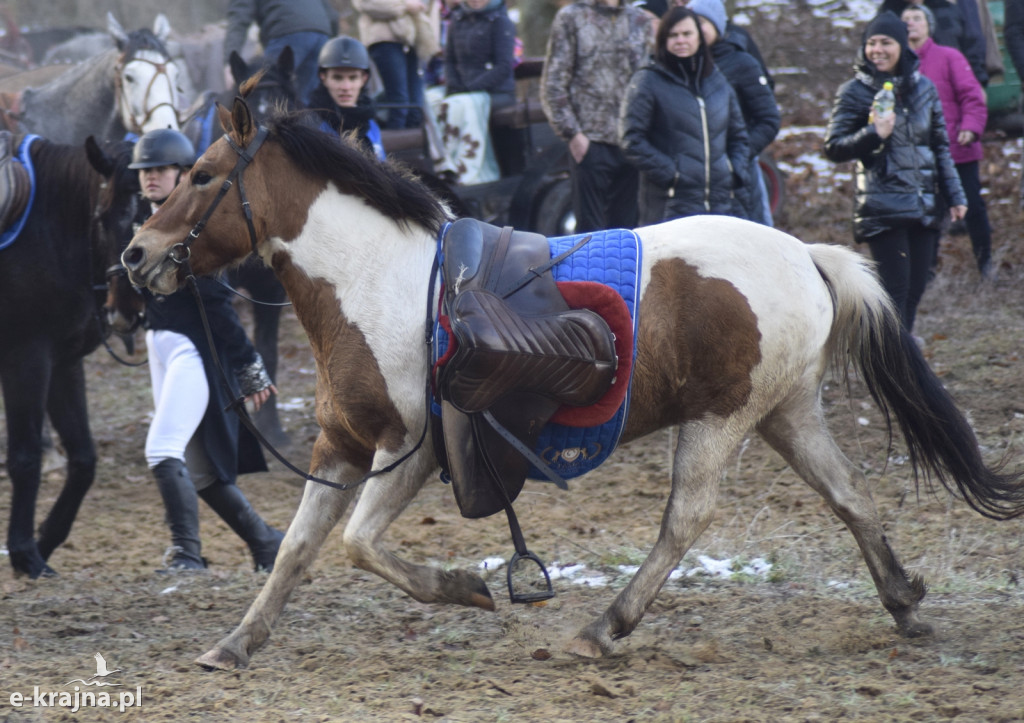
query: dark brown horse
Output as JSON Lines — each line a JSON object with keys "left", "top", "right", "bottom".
{"left": 1, "top": 134, "right": 139, "bottom": 578}
{"left": 121, "top": 98, "right": 1024, "bottom": 669}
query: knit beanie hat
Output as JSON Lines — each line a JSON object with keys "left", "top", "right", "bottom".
{"left": 688, "top": 0, "right": 727, "bottom": 39}
{"left": 863, "top": 10, "right": 909, "bottom": 48}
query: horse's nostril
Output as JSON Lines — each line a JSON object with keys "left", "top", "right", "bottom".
{"left": 121, "top": 246, "right": 144, "bottom": 269}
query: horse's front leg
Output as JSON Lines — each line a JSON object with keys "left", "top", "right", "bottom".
{"left": 195, "top": 437, "right": 362, "bottom": 671}
{"left": 567, "top": 423, "right": 741, "bottom": 657}
{"left": 342, "top": 448, "right": 495, "bottom": 609}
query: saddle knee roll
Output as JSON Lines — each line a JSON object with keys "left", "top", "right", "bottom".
{"left": 442, "top": 288, "right": 617, "bottom": 414}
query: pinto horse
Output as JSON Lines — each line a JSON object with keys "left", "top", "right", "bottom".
{"left": 1, "top": 134, "right": 139, "bottom": 578}
{"left": 121, "top": 99, "right": 1024, "bottom": 669}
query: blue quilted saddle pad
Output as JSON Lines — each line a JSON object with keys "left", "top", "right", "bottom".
{"left": 432, "top": 227, "right": 643, "bottom": 481}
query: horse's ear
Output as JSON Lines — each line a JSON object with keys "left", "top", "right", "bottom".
{"left": 230, "top": 97, "right": 257, "bottom": 144}
{"left": 84, "top": 136, "right": 114, "bottom": 177}
{"left": 277, "top": 46, "right": 295, "bottom": 75}
{"left": 229, "top": 51, "right": 249, "bottom": 88}
{"left": 216, "top": 102, "right": 233, "bottom": 134}
{"left": 153, "top": 13, "right": 172, "bottom": 42}
{"left": 106, "top": 12, "right": 128, "bottom": 49}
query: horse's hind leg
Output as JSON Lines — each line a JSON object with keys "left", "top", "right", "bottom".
{"left": 36, "top": 360, "right": 96, "bottom": 562}
{"left": 756, "top": 389, "right": 931, "bottom": 637}
{"left": 567, "top": 422, "right": 743, "bottom": 658}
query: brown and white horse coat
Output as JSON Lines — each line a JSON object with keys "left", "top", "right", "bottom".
{"left": 121, "top": 100, "right": 1024, "bottom": 670}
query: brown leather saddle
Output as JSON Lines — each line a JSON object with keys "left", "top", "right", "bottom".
{"left": 433, "top": 218, "right": 618, "bottom": 601}
{"left": 0, "top": 130, "right": 31, "bottom": 235}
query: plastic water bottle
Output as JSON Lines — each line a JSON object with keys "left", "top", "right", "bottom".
{"left": 872, "top": 81, "right": 895, "bottom": 122}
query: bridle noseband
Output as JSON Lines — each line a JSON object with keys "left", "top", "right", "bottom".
{"left": 169, "top": 125, "right": 270, "bottom": 265}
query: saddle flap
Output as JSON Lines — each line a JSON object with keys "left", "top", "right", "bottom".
{"left": 441, "top": 400, "right": 530, "bottom": 518}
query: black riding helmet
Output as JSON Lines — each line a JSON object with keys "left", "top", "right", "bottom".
{"left": 318, "top": 36, "right": 371, "bottom": 71}
{"left": 128, "top": 128, "right": 195, "bottom": 170}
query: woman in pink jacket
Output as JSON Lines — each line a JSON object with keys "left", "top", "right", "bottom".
{"left": 904, "top": 4, "right": 993, "bottom": 278}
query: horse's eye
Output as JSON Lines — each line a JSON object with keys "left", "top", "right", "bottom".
{"left": 192, "top": 171, "right": 212, "bottom": 186}
{"left": 124, "top": 74, "right": 135, "bottom": 84}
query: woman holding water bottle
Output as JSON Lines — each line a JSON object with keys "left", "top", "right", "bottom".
{"left": 824, "top": 10, "right": 966, "bottom": 335}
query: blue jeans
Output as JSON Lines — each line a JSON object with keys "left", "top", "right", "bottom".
{"left": 264, "top": 31, "right": 329, "bottom": 105}
{"left": 369, "top": 42, "right": 424, "bottom": 129}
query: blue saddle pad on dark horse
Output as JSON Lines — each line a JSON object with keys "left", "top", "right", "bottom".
{"left": 0, "top": 134, "right": 40, "bottom": 253}
{"left": 432, "top": 226, "right": 643, "bottom": 481}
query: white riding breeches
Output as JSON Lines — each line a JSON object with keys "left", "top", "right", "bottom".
{"left": 144, "top": 329, "right": 217, "bottom": 489}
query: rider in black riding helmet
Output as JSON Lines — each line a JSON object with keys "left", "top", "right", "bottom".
{"left": 130, "top": 128, "right": 285, "bottom": 573}
{"left": 307, "top": 35, "right": 386, "bottom": 161}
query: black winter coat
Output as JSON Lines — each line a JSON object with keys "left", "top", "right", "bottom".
{"left": 445, "top": 2, "right": 516, "bottom": 97}
{"left": 823, "top": 51, "right": 966, "bottom": 242}
{"left": 711, "top": 36, "right": 779, "bottom": 221}
{"left": 139, "top": 201, "right": 267, "bottom": 484}
{"left": 620, "top": 59, "right": 750, "bottom": 225}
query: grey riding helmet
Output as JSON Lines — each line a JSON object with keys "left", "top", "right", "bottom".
{"left": 318, "top": 36, "right": 371, "bottom": 71}
{"left": 128, "top": 129, "right": 196, "bottom": 170}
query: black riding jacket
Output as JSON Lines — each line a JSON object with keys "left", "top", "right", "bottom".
{"left": 823, "top": 51, "right": 965, "bottom": 242}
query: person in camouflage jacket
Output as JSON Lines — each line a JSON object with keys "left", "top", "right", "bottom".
{"left": 541, "top": 0, "right": 654, "bottom": 231}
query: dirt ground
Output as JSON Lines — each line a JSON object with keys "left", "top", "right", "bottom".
{"left": 4, "top": 2, "right": 1024, "bottom": 721}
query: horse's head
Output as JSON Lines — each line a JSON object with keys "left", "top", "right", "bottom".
{"left": 229, "top": 47, "right": 300, "bottom": 119}
{"left": 108, "top": 13, "right": 182, "bottom": 136}
{"left": 123, "top": 94, "right": 451, "bottom": 295}
{"left": 122, "top": 97, "right": 280, "bottom": 294}
{"left": 83, "top": 135, "right": 144, "bottom": 334}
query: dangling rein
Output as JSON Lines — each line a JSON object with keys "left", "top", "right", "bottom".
{"left": 174, "top": 127, "right": 433, "bottom": 493}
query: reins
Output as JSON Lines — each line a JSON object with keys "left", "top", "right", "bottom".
{"left": 173, "top": 124, "right": 430, "bottom": 493}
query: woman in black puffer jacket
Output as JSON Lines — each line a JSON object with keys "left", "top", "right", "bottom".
{"left": 824, "top": 11, "right": 965, "bottom": 333}
{"left": 445, "top": 0, "right": 517, "bottom": 109}
{"left": 619, "top": 5, "right": 749, "bottom": 225}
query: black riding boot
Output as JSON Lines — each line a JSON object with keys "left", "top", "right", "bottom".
{"left": 198, "top": 481, "right": 284, "bottom": 572}
{"left": 151, "top": 458, "right": 206, "bottom": 571}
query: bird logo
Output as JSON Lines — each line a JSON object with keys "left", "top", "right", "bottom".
{"left": 64, "top": 653, "right": 123, "bottom": 687}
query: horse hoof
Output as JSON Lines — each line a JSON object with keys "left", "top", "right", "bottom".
{"left": 439, "top": 569, "right": 494, "bottom": 610}
{"left": 195, "top": 647, "right": 243, "bottom": 671}
{"left": 898, "top": 619, "right": 934, "bottom": 638}
{"left": 10, "top": 551, "right": 57, "bottom": 580}
{"left": 470, "top": 591, "right": 496, "bottom": 611}
{"left": 565, "top": 636, "right": 606, "bottom": 658}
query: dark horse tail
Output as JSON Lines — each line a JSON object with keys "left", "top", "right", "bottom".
{"left": 810, "top": 244, "right": 1024, "bottom": 521}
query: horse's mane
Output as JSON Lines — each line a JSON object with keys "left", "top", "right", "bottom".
{"left": 263, "top": 111, "right": 451, "bottom": 235}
